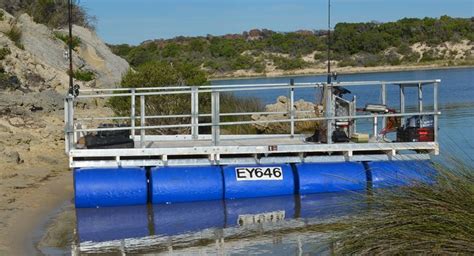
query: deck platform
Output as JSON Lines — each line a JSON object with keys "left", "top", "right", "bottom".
{"left": 69, "top": 134, "right": 438, "bottom": 168}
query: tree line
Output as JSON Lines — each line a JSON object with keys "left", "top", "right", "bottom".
{"left": 110, "top": 16, "right": 473, "bottom": 74}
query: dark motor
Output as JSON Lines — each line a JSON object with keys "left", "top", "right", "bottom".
{"left": 397, "top": 115, "right": 435, "bottom": 142}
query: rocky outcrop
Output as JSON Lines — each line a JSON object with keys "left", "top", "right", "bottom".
{"left": 0, "top": 9, "right": 129, "bottom": 232}
{"left": 0, "top": 10, "right": 129, "bottom": 94}
{"left": 251, "top": 96, "right": 322, "bottom": 134}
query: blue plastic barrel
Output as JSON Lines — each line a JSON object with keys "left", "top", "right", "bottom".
{"left": 74, "top": 167, "right": 148, "bottom": 208}
{"left": 76, "top": 205, "right": 149, "bottom": 242}
{"left": 225, "top": 195, "right": 295, "bottom": 227}
{"left": 153, "top": 200, "right": 225, "bottom": 236}
{"left": 300, "top": 192, "right": 365, "bottom": 219}
{"left": 296, "top": 162, "right": 367, "bottom": 194}
{"left": 367, "top": 160, "right": 436, "bottom": 188}
{"left": 150, "top": 166, "right": 223, "bottom": 204}
{"left": 222, "top": 164, "right": 295, "bottom": 199}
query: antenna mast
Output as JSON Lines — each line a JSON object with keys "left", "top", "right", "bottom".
{"left": 326, "top": 0, "right": 331, "bottom": 84}
{"left": 68, "top": 0, "right": 74, "bottom": 95}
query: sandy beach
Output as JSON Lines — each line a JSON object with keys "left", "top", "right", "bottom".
{"left": 211, "top": 63, "right": 474, "bottom": 80}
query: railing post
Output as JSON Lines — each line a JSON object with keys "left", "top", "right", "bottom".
{"left": 400, "top": 85, "right": 405, "bottom": 124}
{"left": 140, "top": 95, "right": 145, "bottom": 148}
{"left": 131, "top": 88, "right": 136, "bottom": 140}
{"left": 418, "top": 82, "right": 423, "bottom": 112}
{"left": 289, "top": 79, "right": 295, "bottom": 137}
{"left": 211, "top": 90, "right": 220, "bottom": 146}
{"left": 434, "top": 82, "right": 439, "bottom": 142}
{"left": 191, "top": 86, "right": 199, "bottom": 140}
{"left": 324, "top": 83, "right": 333, "bottom": 144}
{"left": 373, "top": 114, "right": 378, "bottom": 140}
{"left": 381, "top": 83, "right": 386, "bottom": 130}
{"left": 351, "top": 95, "right": 357, "bottom": 136}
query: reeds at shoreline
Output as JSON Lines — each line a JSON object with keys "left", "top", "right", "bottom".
{"left": 335, "top": 161, "right": 474, "bottom": 255}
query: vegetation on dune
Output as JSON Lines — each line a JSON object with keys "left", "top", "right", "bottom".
{"left": 335, "top": 163, "right": 474, "bottom": 255}
{"left": 0, "top": 0, "right": 94, "bottom": 29}
{"left": 110, "top": 16, "right": 474, "bottom": 75}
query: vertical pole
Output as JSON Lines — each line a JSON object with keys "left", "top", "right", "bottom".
{"left": 373, "top": 115, "right": 378, "bottom": 140}
{"left": 131, "top": 88, "right": 136, "bottom": 140}
{"left": 418, "top": 83, "right": 423, "bottom": 112}
{"left": 434, "top": 82, "right": 439, "bottom": 142}
{"left": 381, "top": 83, "right": 386, "bottom": 130}
{"left": 140, "top": 95, "right": 145, "bottom": 148}
{"left": 191, "top": 87, "right": 199, "bottom": 140}
{"left": 290, "top": 79, "right": 295, "bottom": 137}
{"left": 326, "top": 0, "right": 332, "bottom": 84}
{"left": 400, "top": 85, "right": 405, "bottom": 124}
{"left": 67, "top": 0, "right": 74, "bottom": 95}
{"left": 65, "top": 96, "right": 74, "bottom": 152}
{"left": 64, "top": 98, "right": 69, "bottom": 153}
{"left": 324, "top": 84, "right": 333, "bottom": 144}
{"left": 211, "top": 91, "right": 220, "bottom": 146}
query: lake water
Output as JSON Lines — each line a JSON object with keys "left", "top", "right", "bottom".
{"left": 212, "top": 67, "right": 474, "bottom": 165}
{"left": 39, "top": 68, "right": 473, "bottom": 255}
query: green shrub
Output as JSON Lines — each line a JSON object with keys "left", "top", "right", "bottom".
{"left": 420, "top": 49, "right": 441, "bottom": 62}
{"left": 54, "top": 32, "right": 81, "bottom": 49}
{"left": 404, "top": 51, "right": 421, "bottom": 63}
{"left": 313, "top": 52, "right": 326, "bottom": 61}
{"left": 338, "top": 57, "right": 356, "bottom": 67}
{"left": 0, "top": 10, "right": 4, "bottom": 21}
{"left": 27, "top": 0, "right": 94, "bottom": 29}
{"left": 253, "top": 60, "right": 266, "bottom": 73}
{"left": 0, "top": 47, "right": 11, "bottom": 60}
{"left": 107, "top": 61, "right": 209, "bottom": 135}
{"left": 231, "top": 55, "right": 255, "bottom": 70}
{"left": 108, "top": 61, "right": 265, "bottom": 135}
{"left": 72, "top": 70, "right": 95, "bottom": 81}
{"left": 272, "top": 56, "right": 309, "bottom": 70}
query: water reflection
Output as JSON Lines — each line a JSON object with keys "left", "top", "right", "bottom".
{"left": 74, "top": 192, "right": 364, "bottom": 254}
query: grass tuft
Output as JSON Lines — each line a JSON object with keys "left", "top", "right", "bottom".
{"left": 335, "top": 162, "right": 474, "bottom": 255}
{"left": 0, "top": 47, "right": 11, "bottom": 60}
{"left": 54, "top": 32, "right": 81, "bottom": 49}
{"left": 5, "top": 25, "right": 23, "bottom": 49}
{"left": 69, "top": 70, "right": 95, "bottom": 82}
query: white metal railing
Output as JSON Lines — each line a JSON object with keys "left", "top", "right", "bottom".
{"left": 64, "top": 79, "right": 441, "bottom": 153}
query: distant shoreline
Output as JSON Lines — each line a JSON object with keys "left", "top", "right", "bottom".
{"left": 210, "top": 64, "right": 474, "bottom": 81}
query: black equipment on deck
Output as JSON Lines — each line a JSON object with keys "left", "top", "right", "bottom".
{"left": 85, "top": 124, "right": 134, "bottom": 149}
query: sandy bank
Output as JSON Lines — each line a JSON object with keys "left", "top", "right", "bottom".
{"left": 210, "top": 63, "right": 474, "bottom": 81}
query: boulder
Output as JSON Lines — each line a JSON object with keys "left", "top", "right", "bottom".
{"left": 251, "top": 96, "right": 321, "bottom": 134}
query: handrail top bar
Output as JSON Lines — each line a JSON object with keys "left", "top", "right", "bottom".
{"left": 78, "top": 79, "right": 441, "bottom": 94}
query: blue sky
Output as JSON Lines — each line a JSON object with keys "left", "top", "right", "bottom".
{"left": 80, "top": 0, "right": 474, "bottom": 45}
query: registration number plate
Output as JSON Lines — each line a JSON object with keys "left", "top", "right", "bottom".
{"left": 235, "top": 167, "right": 283, "bottom": 181}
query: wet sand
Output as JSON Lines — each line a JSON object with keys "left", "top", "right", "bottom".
{"left": 0, "top": 171, "right": 72, "bottom": 255}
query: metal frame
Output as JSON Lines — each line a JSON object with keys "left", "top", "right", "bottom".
{"left": 65, "top": 79, "right": 441, "bottom": 168}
